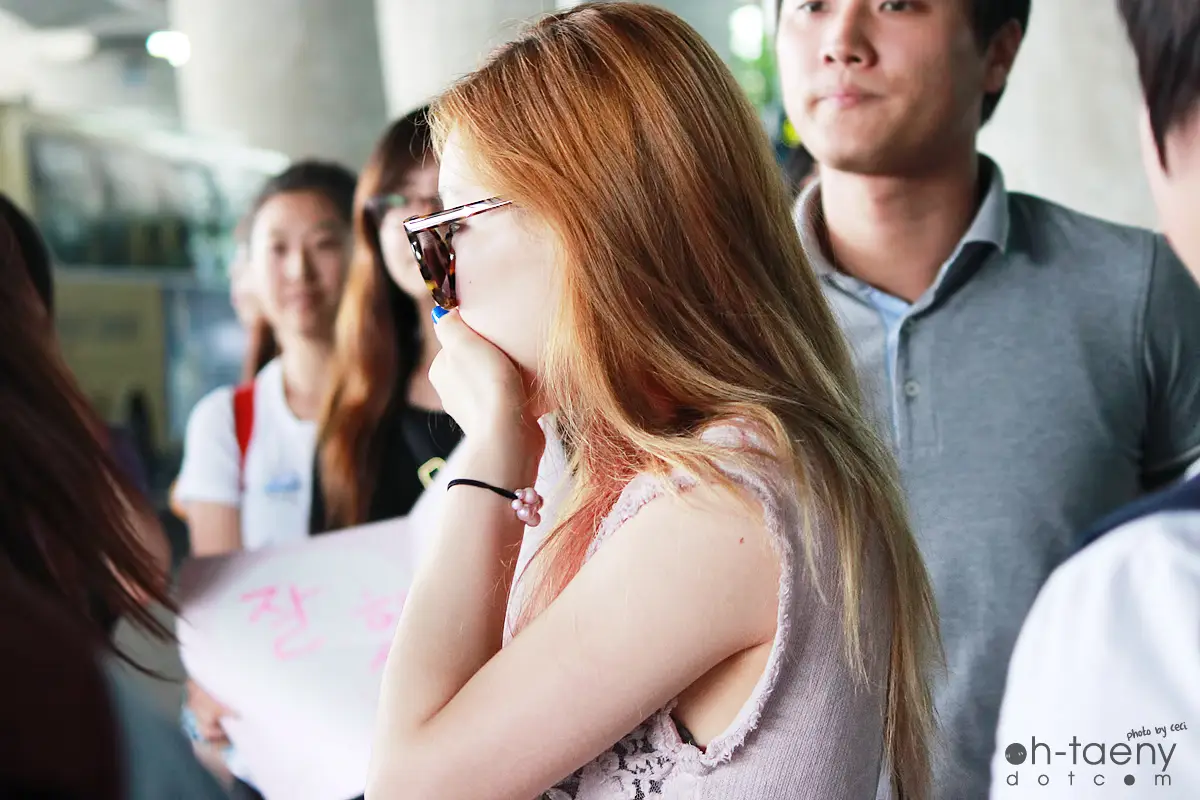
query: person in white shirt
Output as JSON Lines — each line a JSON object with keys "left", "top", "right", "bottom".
{"left": 173, "top": 160, "right": 357, "bottom": 797}
{"left": 991, "top": 2, "right": 1200, "bottom": 796}
{"left": 176, "top": 160, "right": 356, "bottom": 554}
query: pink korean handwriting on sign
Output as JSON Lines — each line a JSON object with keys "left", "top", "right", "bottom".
{"left": 240, "top": 584, "right": 326, "bottom": 661}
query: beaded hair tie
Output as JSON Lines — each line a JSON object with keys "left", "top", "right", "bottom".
{"left": 447, "top": 479, "right": 544, "bottom": 526}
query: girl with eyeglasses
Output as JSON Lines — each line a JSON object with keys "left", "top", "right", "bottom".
{"left": 315, "top": 107, "right": 462, "bottom": 535}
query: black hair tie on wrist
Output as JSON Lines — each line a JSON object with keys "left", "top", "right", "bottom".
{"left": 446, "top": 478, "right": 517, "bottom": 501}
{"left": 447, "top": 478, "right": 545, "bottom": 526}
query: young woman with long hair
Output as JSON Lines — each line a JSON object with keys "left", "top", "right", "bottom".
{"left": 0, "top": 192, "right": 223, "bottom": 796}
{"left": 316, "top": 107, "right": 461, "bottom": 533}
{"left": 175, "top": 161, "right": 356, "bottom": 557}
{"left": 367, "top": 5, "right": 939, "bottom": 799}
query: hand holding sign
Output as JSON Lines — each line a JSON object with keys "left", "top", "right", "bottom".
{"left": 177, "top": 516, "right": 423, "bottom": 800}
{"left": 186, "top": 678, "right": 237, "bottom": 747}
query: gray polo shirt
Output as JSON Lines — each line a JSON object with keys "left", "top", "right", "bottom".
{"left": 797, "top": 162, "right": 1200, "bottom": 800}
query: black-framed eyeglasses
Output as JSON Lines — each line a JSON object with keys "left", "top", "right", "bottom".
{"left": 364, "top": 192, "right": 443, "bottom": 226}
{"left": 403, "top": 197, "right": 512, "bottom": 309}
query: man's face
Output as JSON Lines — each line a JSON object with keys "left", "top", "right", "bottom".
{"left": 776, "top": 0, "right": 1018, "bottom": 176}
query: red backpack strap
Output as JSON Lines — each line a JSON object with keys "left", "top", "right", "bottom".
{"left": 232, "top": 382, "right": 255, "bottom": 487}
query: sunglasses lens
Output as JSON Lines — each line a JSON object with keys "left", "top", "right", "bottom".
{"left": 409, "top": 228, "right": 455, "bottom": 308}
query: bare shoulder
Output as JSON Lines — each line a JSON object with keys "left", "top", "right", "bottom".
{"left": 582, "top": 472, "right": 781, "bottom": 649}
{"left": 625, "top": 475, "right": 770, "bottom": 545}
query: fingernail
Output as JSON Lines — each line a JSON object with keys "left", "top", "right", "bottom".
{"left": 432, "top": 306, "right": 449, "bottom": 323}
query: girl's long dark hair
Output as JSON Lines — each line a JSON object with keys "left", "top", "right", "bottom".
{"left": 0, "top": 195, "right": 173, "bottom": 649}
{"left": 319, "top": 108, "right": 434, "bottom": 528}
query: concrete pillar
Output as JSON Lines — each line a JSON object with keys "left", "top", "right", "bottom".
{"left": 560, "top": 0, "right": 744, "bottom": 65}
{"left": 978, "top": 0, "right": 1152, "bottom": 228}
{"left": 374, "top": 0, "right": 557, "bottom": 118}
{"left": 376, "top": 0, "right": 750, "bottom": 120}
{"left": 170, "top": 0, "right": 388, "bottom": 169}
{"left": 654, "top": 0, "right": 737, "bottom": 67}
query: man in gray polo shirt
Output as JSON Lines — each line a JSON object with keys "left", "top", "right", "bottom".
{"left": 776, "top": 1, "right": 1200, "bottom": 797}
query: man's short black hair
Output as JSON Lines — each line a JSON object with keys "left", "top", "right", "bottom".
{"left": 1118, "top": 0, "right": 1200, "bottom": 168}
{"left": 970, "top": 0, "right": 1031, "bottom": 123}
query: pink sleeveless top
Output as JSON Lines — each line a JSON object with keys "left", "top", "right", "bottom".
{"left": 540, "top": 427, "right": 892, "bottom": 799}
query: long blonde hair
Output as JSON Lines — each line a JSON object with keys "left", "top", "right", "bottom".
{"left": 433, "top": 4, "right": 939, "bottom": 796}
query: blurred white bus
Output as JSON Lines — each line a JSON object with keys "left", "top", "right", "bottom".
{"left": 0, "top": 102, "right": 288, "bottom": 492}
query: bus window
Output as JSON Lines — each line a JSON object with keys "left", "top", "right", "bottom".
{"left": 27, "top": 132, "right": 106, "bottom": 266}
{"left": 99, "top": 144, "right": 190, "bottom": 270}
{"left": 172, "top": 160, "right": 225, "bottom": 278}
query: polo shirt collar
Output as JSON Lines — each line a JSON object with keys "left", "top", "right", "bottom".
{"left": 795, "top": 157, "right": 1011, "bottom": 301}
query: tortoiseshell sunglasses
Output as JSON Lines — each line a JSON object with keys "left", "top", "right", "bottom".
{"left": 403, "top": 196, "right": 512, "bottom": 309}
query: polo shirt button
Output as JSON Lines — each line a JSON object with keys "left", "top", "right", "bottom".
{"left": 903, "top": 380, "right": 921, "bottom": 398}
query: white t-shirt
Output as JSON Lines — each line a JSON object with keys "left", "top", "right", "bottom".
{"left": 175, "top": 358, "right": 316, "bottom": 551}
{"left": 991, "top": 507, "right": 1200, "bottom": 798}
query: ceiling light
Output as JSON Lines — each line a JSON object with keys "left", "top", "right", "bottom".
{"left": 146, "top": 30, "right": 190, "bottom": 67}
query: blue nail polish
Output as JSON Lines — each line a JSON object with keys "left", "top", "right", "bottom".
{"left": 432, "top": 306, "right": 449, "bottom": 323}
